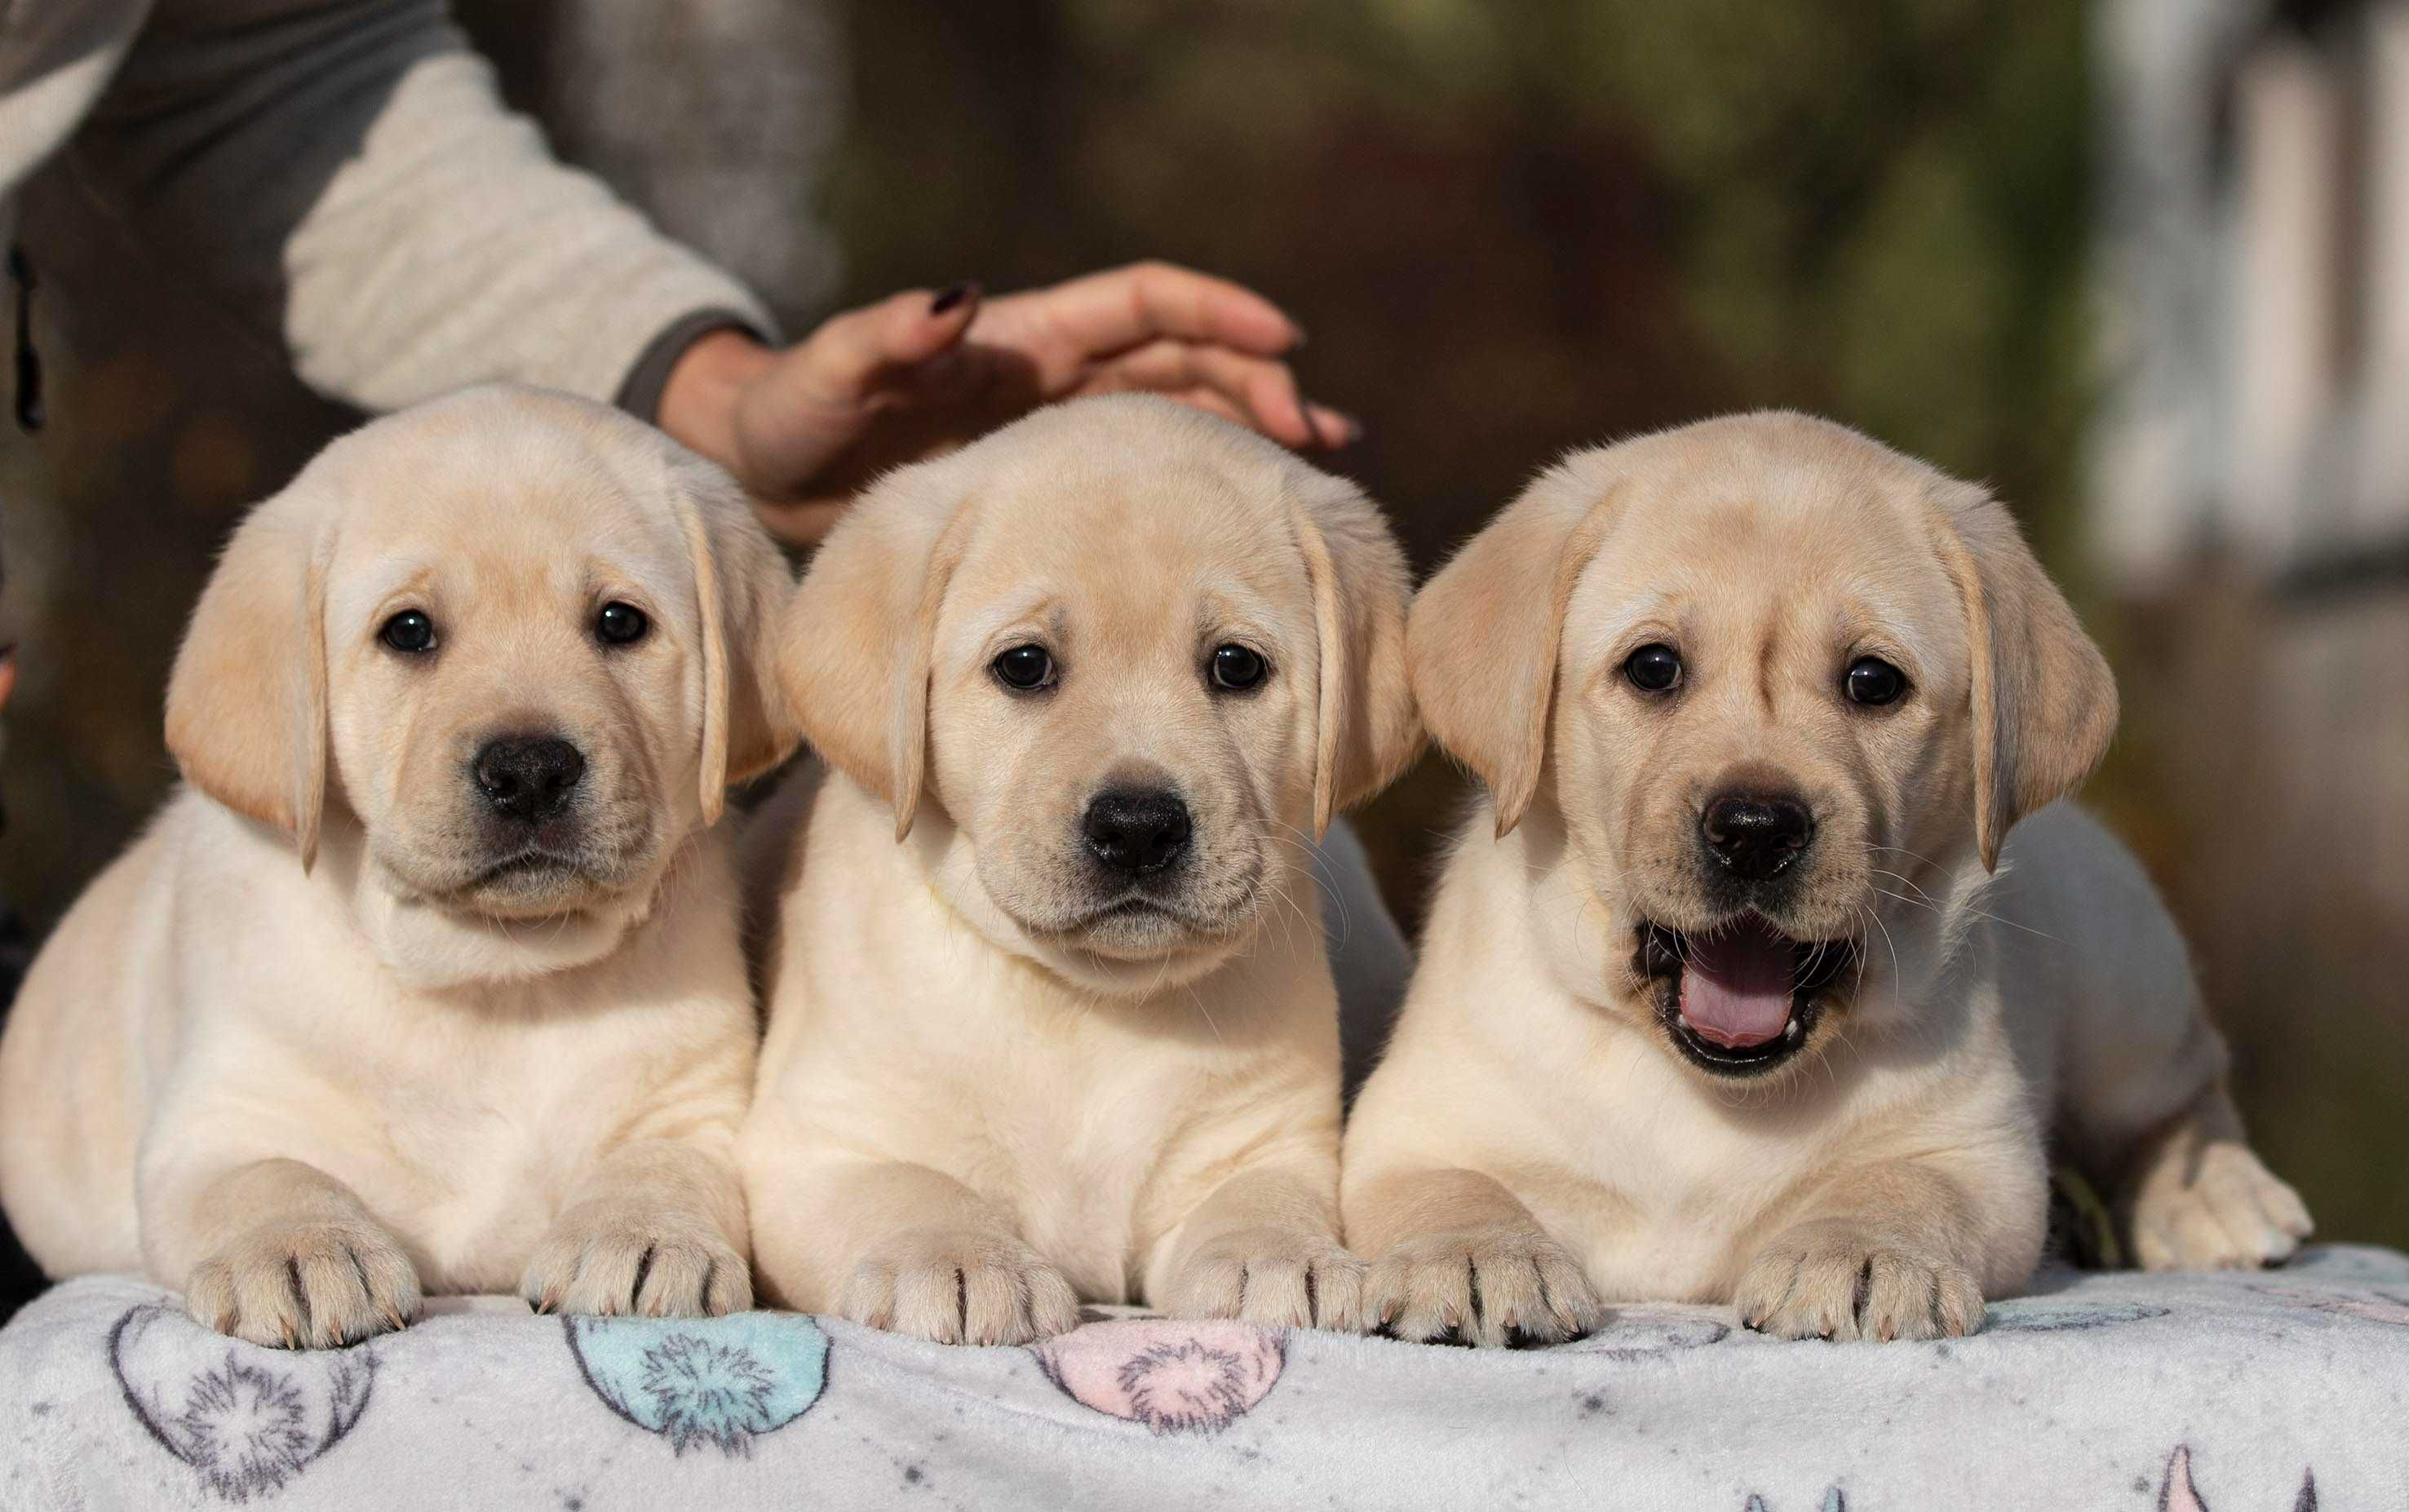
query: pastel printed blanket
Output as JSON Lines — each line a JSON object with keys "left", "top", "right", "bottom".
{"left": 2, "top": 1247, "right": 2405, "bottom": 1510}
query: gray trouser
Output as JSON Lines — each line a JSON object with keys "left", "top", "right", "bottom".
{"left": 1310, "top": 820, "right": 1414, "bottom": 1102}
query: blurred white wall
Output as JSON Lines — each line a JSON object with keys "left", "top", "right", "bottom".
{"left": 2097, "top": 0, "right": 2409, "bottom": 583}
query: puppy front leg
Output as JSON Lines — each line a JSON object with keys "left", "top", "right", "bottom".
{"left": 1346, "top": 1168, "right": 1605, "bottom": 1347}
{"left": 1155, "top": 1161, "right": 1363, "bottom": 1332}
{"left": 520, "top": 1139, "right": 751, "bottom": 1318}
{"left": 1733, "top": 1161, "right": 1993, "bottom": 1342}
{"left": 157, "top": 1158, "right": 423, "bottom": 1350}
{"left": 753, "top": 1157, "right": 1080, "bottom": 1345}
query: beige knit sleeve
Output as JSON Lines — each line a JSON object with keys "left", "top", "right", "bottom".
{"left": 65, "top": 0, "right": 778, "bottom": 410}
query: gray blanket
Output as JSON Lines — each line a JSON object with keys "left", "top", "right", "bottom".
{"left": 2, "top": 1246, "right": 2405, "bottom": 1510}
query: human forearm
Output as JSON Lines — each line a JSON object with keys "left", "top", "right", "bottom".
{"left": 73, "top": 7, "right": 777, "bottom": 410}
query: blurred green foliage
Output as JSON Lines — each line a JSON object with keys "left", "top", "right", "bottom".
{"left": 826, "top": 0, "right": 2094, "bottom": 569}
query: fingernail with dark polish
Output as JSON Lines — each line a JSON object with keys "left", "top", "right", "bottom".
{"left": 930, "top": 281, "right": 980, "bottom": 315}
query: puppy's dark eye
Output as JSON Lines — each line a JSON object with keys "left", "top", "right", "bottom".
{"left": 380, "top": 609, "right": 436, "bottom": 654}
{"left": 596, "top": 601, "right": 649, "bottom": 647}
{"left": 1845, "top": 656, "right": 1907, "bottom": 706}
{"left": 992, "top": 643, "right": 1055, "bottom": 691}
{"left": 1208, "top": 643, "right": 1268, "bottom": 692}
{"left": 1623, "top": 643, "right": 1681, "bottom": 693}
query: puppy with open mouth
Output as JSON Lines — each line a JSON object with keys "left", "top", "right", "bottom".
{"left": 1341, "top": 412, "right": 2311, "bottom": 1345}
{"left": 0, "top": 387, "right": 796, "bottom": 1346}
{"left": 737, "top": 396, "right": 1419, "bottom": 1344}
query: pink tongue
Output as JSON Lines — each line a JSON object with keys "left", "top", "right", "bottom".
{"left": 1679, "top": 923, "right": 1796, "bottom": 1049}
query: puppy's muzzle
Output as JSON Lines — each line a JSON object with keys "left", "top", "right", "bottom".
{"left": 1034, "top": 780, "right": 1262, "bottom": 957}
{"left": 1700, "top": 789, "right": 1814, "bottom": 882}
{"left": 473, "top": 735, "right": 586, "bottom": 826}
{"left": 1081, "top": 787, "right": 1193, "bottom": 880}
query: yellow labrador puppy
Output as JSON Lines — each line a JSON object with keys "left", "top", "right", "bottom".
{"left": 0, "top": 387, "right": 795, "bottom": 1346}
{"left": 738, "top": 396, "right": 1418, "bottom": 1344}
{"left": 1343, "top": 413, "right": 2311, "bottom": 1345}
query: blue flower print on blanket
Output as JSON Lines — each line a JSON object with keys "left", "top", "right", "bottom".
{"left": 1977, "top": 1300, "right": 2170, "bottom": 1333}
{"left": 109, "top": 1302, "right": 375, "bottom": 1502}
{"left": 563, "top": 1312, "right": 828, "bottom": 1456}
{"left": 1559, "top": 1302, "right": 1731, "bottom": 1358}
{"left": 1560, "top": 1297, "right": 2168, "bottom": 1355}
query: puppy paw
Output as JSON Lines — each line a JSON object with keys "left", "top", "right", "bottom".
{"left": 1161, "top": 1227, "right": 1366, "bottom": 1332}
{"left": 2131, "top": 1142, "right": 2314, "bottom": 1271}
{"left": 1735, "top": 1221, "right": 1982, "bottom": 1342}
{"left": 840, "top": 1228, "right": 1081, "bottom": 1346}
{"left": 520, "top": 1205, "right": 751, "bottom": 1319}
{"left": 1364, "top": 1224, "right": 1602, "bottom": 1347}
{"left": 185, "top": 1222, "right": 423, "bottom": 1350}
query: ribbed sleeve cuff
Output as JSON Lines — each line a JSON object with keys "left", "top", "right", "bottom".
{"left": 613, "top": 307, "right": 771, "bottom": 424}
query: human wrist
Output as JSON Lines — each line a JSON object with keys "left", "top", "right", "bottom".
{"left": 653, "top": 326, "right": 778, "bottom": 483}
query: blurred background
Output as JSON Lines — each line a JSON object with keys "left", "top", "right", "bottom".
{"left": 2, "top": 0, "right": 2402, "bottom": 1246}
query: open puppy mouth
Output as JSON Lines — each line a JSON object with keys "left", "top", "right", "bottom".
{"left": 1633, "top": 914, "right": 1858, "bottom": 1078}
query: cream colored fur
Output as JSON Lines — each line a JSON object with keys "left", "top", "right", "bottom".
{"left": 738, "top": 396, "right": 1419, "bottom": 1344}
{"left": 1343, "top": 413, "right": 2310, "bottom": 1346}
{"left": 0, "top": 387, "right": 798, "bottom": 1347}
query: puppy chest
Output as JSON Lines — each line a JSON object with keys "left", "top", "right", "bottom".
{"left": 922, "top": 1072, "right": 1188, "bottom": 1303}
{"left": 359, "top": 1050, "right": 640, "bottom": 1284}
{"left": 1523, "top": 1105, "right": 1825, "bottom": 1299}
{"left": 1576, "top": 1205, "right": 1764, "bottom": 1302}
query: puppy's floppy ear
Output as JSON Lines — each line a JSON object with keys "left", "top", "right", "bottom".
{"left": 1288, "top": 476, "right": 1420, "bottom": 838}
{"left": 1931, "top": 484, "right": 2119, "bottom": 870}
{"left": 782, "top": 462, "right": 972, "bottom": 840}
{"left": 1408, "top": 462, "right": 1625, "bottom": 837}
{"left": 165, "top": 492, "right": 333, "bottom": 869}
{"left": 666, "top": 451, "right": 802, "bottom": 824}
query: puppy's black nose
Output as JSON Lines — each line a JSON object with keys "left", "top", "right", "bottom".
{"left": 474, "top": 736, "right": 585, "bottom": 823}
{"left": 1701, "top": 792, "right": 1814, "bottom": 881}
{"left": 1082, "top": 788, "right": 1193, "bottom": 877}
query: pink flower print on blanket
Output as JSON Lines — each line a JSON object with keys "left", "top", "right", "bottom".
{"left": 2255, "top": 1283, "right": 2409, "bottom": 1329}
{"left": 1034, "top": 1319, "right": 1284, "bottom": 1434}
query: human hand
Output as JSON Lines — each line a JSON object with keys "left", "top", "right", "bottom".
{"left": 657, "top": 262, "right": 1355, "bottom": 544}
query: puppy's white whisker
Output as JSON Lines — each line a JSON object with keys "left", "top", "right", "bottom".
{"left": 1269, "top": 820, "right": 1348, "bottom": 909}
{"left": 1865, "top": 901, "right": 1903, "bottom": 1000}
{"left": 1182, "top": 983, "right": 1229, "bottom": 1050}
{"left": 1954, "top": 905, "right": 2063, "bottom": 944}
{"left": 1864, "top": 844, "right": 1946, "bottom": 872}
{"left": 1865, "top": 866, "right": 1944, "bottom": 908}
{"left": 1870, "top": 886, "right": 1940, "bottom": 917}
